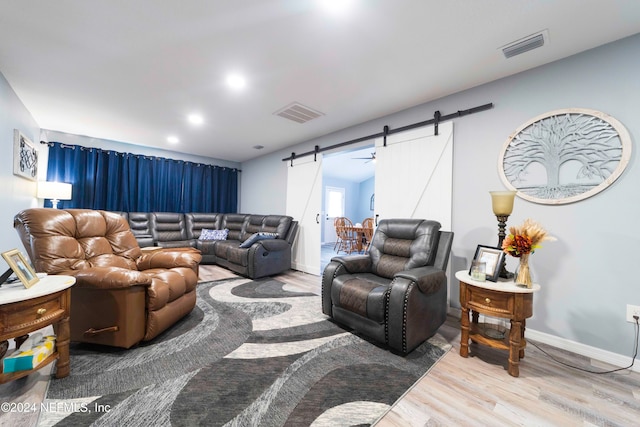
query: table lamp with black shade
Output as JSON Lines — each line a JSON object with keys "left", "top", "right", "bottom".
{"left": 489, "top": 190, "right": 517, "bottom": 279}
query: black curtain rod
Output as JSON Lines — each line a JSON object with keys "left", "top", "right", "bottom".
{"left": 282, "top": 102, "right": 493, "bottom": 163}
{"left": 41, "top": 140, "right": 242, "bottom": 172}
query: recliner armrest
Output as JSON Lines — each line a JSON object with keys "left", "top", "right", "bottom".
{"left": 394, "top": 266, "right": 446, "bottom": 294}
{"left": 256, "top": 239, "right": 289, "bottom": 251}
{"left": 330, "top": 255, "right": 372, "bottom": 274}
{"left": 136, "top": 250, "right": 202, "bottom": 271}
{"left": 65, "top": 267, "right": 152, "bottom": 289}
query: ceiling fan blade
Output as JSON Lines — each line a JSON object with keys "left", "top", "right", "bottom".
{"left": 352, "top": 152, "right": 376, "bottom": 160}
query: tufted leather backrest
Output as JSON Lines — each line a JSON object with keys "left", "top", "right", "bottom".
{"left": 220, "top": 214, "right": 247, "bottom": 241}
{"left": 150, "top": 213, "right": 187, "bottom": 242}
{"left": 14, "top": 208, "right": 141, "bottom": 274}
{"left": 128, "top": 212, "right": 152, "bottom": 236}
{"left": 243, "top": 215, "right": 266, "bottom": 239}
{"left": 185, "top": 213, "right": 221, "bottom": 239}
{"left": 369, "top": 219, "right": 441, "bottom": 279}
{"left": 261, "top": 215, "right": 292, "bottom": 238}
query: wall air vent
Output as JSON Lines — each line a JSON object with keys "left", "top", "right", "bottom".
{"left": 502, "top": 31, "right": 547, "bottom": 59}
{"left": 274, "top": 102, "right": 324, "bottom": 124}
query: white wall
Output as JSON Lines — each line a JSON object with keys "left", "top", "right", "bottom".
{"left": 0, "top": 73, "right": 42, "bottom": 253}
{"left": 241, "top": 34, "right": 640, "bottom": 359}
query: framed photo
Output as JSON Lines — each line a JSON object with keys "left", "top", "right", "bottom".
{"left": 1, "top": 249, "right": 39, "bottom": 288}
{"left": 13, "top": 129, "right": 39, "bottom": 181}
{"left": 469, "top": 245, "right": 505, "bottom": 282}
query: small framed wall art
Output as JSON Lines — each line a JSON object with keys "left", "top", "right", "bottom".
{"left": 1, "top": 249, "right": 39, "bottom": 288}
{"left": 13, "top": 129, "right": 39, "bottom": 181}
{"left": 470, "top": 245, "right": 505, "bottom": 282}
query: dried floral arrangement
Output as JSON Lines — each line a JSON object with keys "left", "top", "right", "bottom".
{"left": 502, "top": 218, "right": 556, "bottom": 287}
{"left": 502, "top": 218, "right": 555, "bottom": 258}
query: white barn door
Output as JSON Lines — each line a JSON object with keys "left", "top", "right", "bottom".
{"left": 286, "top": 155, "right": 323, "bottom": 275}
{"left": 374, "top": 121, "right": 453, "bottom": 230}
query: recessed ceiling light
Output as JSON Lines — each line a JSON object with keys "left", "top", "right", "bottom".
{"left": 226, "top": 74, "right": 247, "bottom": 90}
{"left": 318, "top": 0, "right": 354, "bottom": 15}
{"left": 188, "top": 114, "right": 204, "bottom": 125}
{"left": 167, "top": 136, "right": 179, "bottom": 144}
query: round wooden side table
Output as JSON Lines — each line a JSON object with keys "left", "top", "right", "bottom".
{"left": 0, "top": 275, "right": 75, "bottom": 382}
{"left": 456, "top": 270, "right": 540, "bottom": 377}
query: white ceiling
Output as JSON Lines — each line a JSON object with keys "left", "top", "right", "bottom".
{"left": 1, "top": 1, "right": 639, "bottom": 163}
{"left": 323, "top": 146, "right": 375, "bottom": 182}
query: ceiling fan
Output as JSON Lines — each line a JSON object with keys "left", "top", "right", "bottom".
{"left": 352, "top": 152, "right": 376, "bottom": 163}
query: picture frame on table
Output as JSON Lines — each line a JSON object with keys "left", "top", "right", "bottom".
{"left": 469, "top": 245, "right": 504, "bottom": 282}
{"left": 1, "top": 249, "right": 39, "bottom": 288}
{"left": 13, "top": 129, "right": 39, "bottom": 181}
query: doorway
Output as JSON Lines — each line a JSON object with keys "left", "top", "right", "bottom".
{"left": 321, "top": 146, "right": 376, "bottom": 272}
{"left": 287, "top": 122, "right": 453, "bottom": 276}
{"left": 324, "top": 186, "right": 345, "bottom": 244}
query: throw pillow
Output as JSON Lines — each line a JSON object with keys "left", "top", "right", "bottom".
{"left": 239, "top": 232, "right": 278, "bottom": 248}
{"left": 199, "top": 228, "right": 229, "bottom": 241}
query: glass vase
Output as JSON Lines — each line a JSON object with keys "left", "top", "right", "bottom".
{"left": 515, "top": 253, "right": 532, "bottom": 288}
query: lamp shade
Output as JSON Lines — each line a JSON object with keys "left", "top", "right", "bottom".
{"left": 37, "top": 181, "right": 72, "bottom": 201}
{"left": 489, "top": 190, "right": 516, "bottom": 215}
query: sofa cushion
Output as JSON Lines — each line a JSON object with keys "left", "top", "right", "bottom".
{"left": 195, "top": 240, "right": 217, "bottom": 255}
{"left": 214, "top": 240, "right": 240, "bottom": 259}
{"left": 157, "top": 240, "right": 196, "bottom": 248}
{"left": 227, "top": 246, "right": 249, "bottom": 266}
{"left": 199, "top": 228, "right": 229, "bottom": 241}
{"left": 239, "top": 232, "right": 278, "bottom": 248}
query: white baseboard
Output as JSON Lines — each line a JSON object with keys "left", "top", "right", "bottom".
{"left": 448, "top": 307, "right": 639, "bottom": 373}
{"left": 291, "top": 262, "right": 320, "bottom": 276}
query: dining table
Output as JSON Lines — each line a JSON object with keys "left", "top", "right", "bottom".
{"left": 343, "top": 225, "right": 368, "bottom": 252}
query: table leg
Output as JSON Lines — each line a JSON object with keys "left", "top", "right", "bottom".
{"left": 53, "top": 316, "right": 70, "bottom": 378}
{"left": 508, "top": 319, "right": 522, "bottom": 377}
{"left": 14, "top": 334, "right": 29, "bottom": 349}
{"left": 0, "top": 340, "right": 7, "bottom": 359}
{"left": 471, "top": 310, "right": 479, "bottom": 324}
{"left": 460, "top": 307, "right": 470, "bottom": 357}
{"left": 520, "top": 319, "right": 526, "bottom": 359}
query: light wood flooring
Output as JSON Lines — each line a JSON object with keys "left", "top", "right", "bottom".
{"left": 2, "top": 266, "right": 639, "bottom": 426}
{"left": 274, "top": 268, "right": 640, "bottom": 427}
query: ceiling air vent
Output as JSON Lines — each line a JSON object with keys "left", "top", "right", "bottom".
{"left": 274, "top": 102, "right": 324, "bottom": 124}
{"left": 502, "top": 31, "right": 547, "bottom": 59}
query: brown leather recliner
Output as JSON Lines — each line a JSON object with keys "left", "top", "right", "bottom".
{"left": 14, "top": 208, "right": 202, "bottom": 349}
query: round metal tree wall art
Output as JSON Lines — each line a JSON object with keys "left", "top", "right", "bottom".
{"left": 499, "top": 108, "right": 631, "bottom": 205}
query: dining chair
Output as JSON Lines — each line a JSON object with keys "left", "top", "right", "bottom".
{"left": 334, "top": 217, "right": 357, "bottom": 254}
{"left": 362, "top": 217, "right": 374, "bottom": 253}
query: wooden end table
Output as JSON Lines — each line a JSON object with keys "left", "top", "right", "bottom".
{"left": 456, "top": 270, "right": 539, "bottom": 377}
{"left": 0, "top": 275, "right": 75, "bottom": 382}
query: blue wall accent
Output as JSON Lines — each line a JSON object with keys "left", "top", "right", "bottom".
{"left": 357, "top": 177, "right": 375, "bottom": 223}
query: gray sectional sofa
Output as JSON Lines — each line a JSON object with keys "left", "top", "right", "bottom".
{"left": 115, "top": 212, "right": 298, "bottom": 279}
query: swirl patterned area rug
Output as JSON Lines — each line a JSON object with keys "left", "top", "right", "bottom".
{"left": 39, "top": 276, "right": 450, "bottom": 426}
